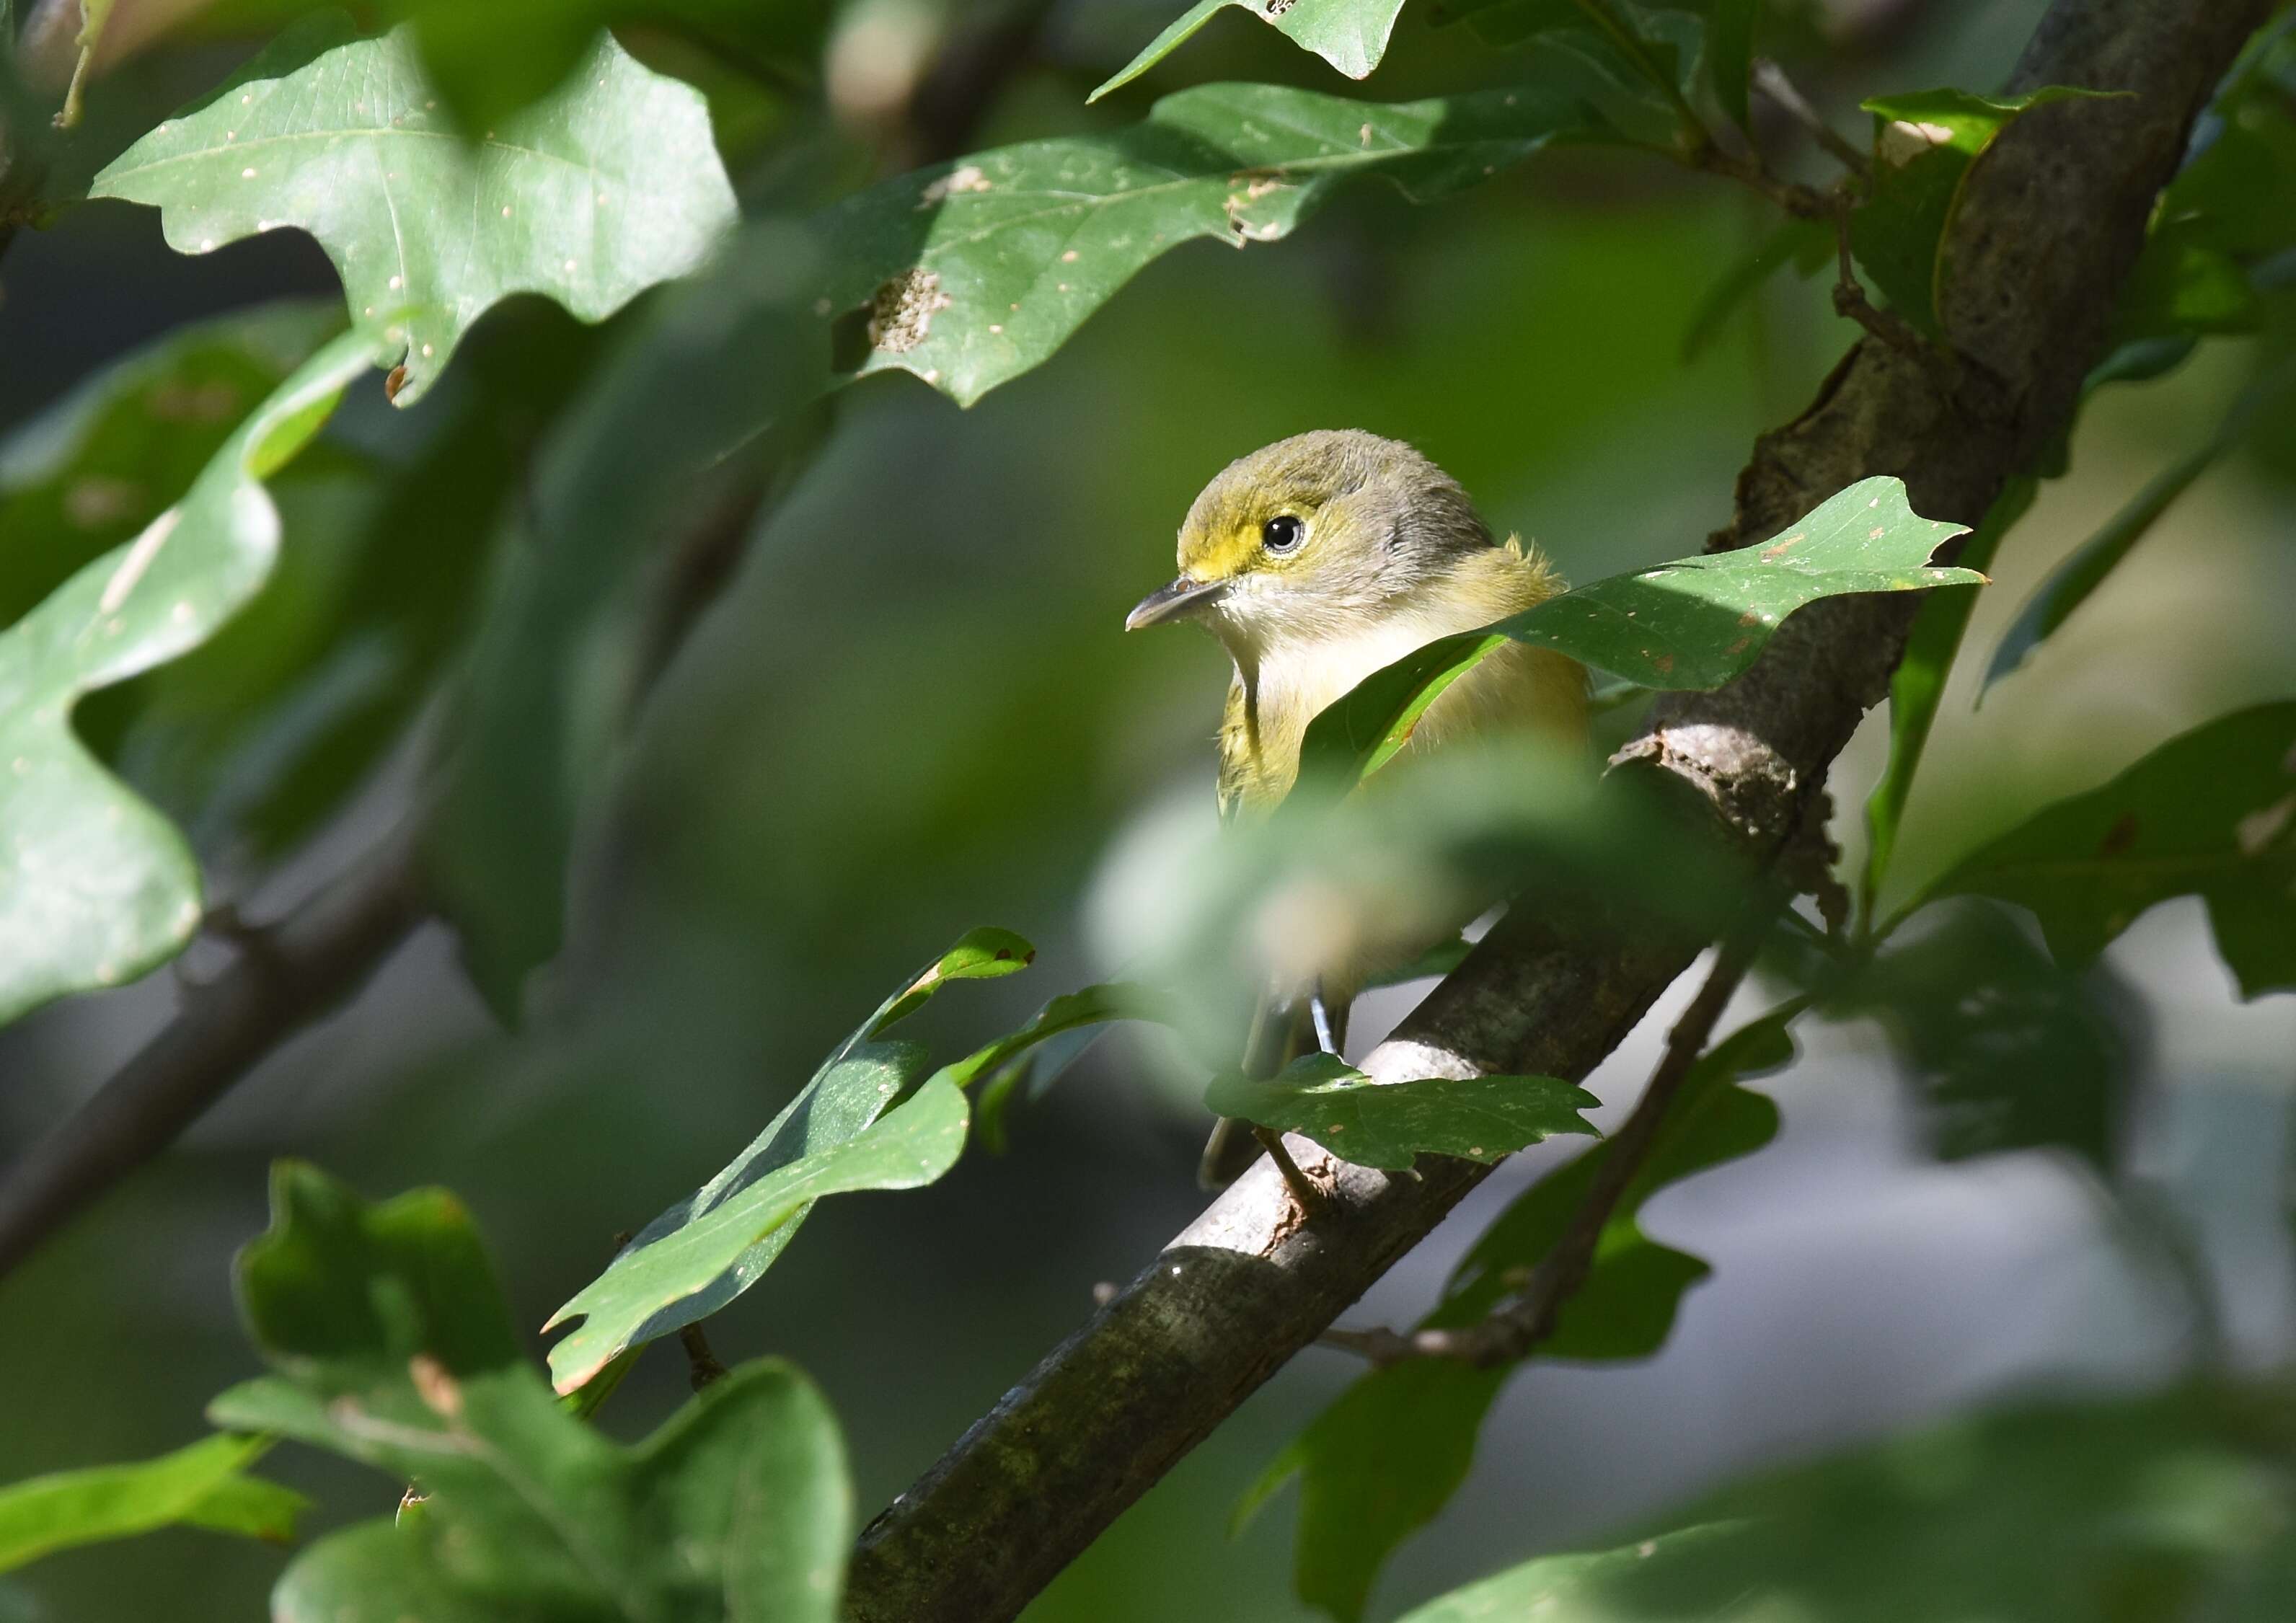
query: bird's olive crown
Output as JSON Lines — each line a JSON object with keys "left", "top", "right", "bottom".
{"left": 1175, "top": 428, "right": 1494, "bottom": 585}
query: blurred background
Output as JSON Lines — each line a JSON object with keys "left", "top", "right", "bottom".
{"left": 3, "top": 0, "right": 2294, "bottom": 1618}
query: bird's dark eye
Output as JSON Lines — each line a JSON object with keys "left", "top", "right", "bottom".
{"left": 1261, "top": 514, "right": 1305, "bottom": 554}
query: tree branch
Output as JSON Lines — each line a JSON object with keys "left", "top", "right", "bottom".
{"left": 0, "top": 823, "right": 429, "bottom": 1278}
{"left": 1320, "top": 906, "right": 1772, "bottom": 1368}
{"left": 843, "top": 5, "right": 2269, "bottom": 1619}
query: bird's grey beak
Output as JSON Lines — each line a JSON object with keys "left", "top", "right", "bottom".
{"left": 1126, "top": 576, "right": 1228, "bottom": 632}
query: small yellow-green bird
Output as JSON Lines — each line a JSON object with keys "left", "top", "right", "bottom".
{"left": 1126, "top": 429, "right": 1587, "bottom": 1184}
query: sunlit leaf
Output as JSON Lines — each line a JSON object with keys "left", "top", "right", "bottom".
{"left": 546, "top": 1071, "right": 969, "bottom": 1392}
{"left": 541, "top": 929, "right": 1033, "bottom": 1392}
{"left": 1395, "top": 1380, "right": 2296, "bottom": 1623}
{"left": 1297, "top": 477, "right": 1975, "bottom": 789}
{"left": 0, "top": 301, "right": 337, "bottom": 632}
{"left": 821, "top": 80, "right": 1615, "bottom": 407}
{"left": 90, "top": 14, "right": 737, "bottom": 406}
{"left": 1091, "top": 0, "right": 1409, "bottom": 102}
{"left": 1850, "top": 87, "right": 2107, "bottom": 335}
{"left": 93, "top": 305, "right": 601, "bottom": 863}
{"left": 0, "top": 330, "right": 379, "bottom": 1030}
{"left": 1915, "top": 704, "right": 2296, "bottom": 999}
{"left": 962, "top": 981, "right": 1165, "bottom": 1151}
{"left": 1206, "top": 1052, "right": 1597, "bottom": 1169}
{"left": 1860, "top": 477, "right": 2034, "bottom": 927}
{"left": 1248, "top": 1004, "right": 1796, "bottom": 1621}
{"left": 0, "top": 1434, "right": 304, "bottom": 1576}
{"left": 164, "top": 0, "right": 833, "bottom": 131}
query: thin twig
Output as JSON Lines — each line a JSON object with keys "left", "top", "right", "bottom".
{"left": 1829, "top": 202, "right": 1940, "bottom": 362}
{"left": 679, "top": 1323, "right": 730, "bottom": 1391}
{"left": 1751, "top": 58, "right": 1872, "bottom": 176}
{"left": 1323, "top": 905, "right": 1773, "bottom": 1368}
{"left": 1690, "top": 142, "right": 1834, "bottom": 219}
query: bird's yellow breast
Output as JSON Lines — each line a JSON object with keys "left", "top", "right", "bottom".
{"left": 1215, "top": 539, "right": 1586, "bottom": 818}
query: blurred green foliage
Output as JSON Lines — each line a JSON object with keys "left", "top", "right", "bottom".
{"left": 1, "top": 1, "right": 2295, "bottom": 1622}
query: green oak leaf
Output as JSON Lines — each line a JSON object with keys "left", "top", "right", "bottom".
{"left": 94, "top": 304, "right": 601, "bottom": 866}
{"left": 546, "top": 1070, "right": 971, "bottom": 1392}
{"left": 0, "top": 302, "right": 337, "bottom": 633}
{"left": 0, "top": 1434, "right": 304, "bottom": 1575}
{"left": 542, "top": 929, "right": 1038, "bottom": 1392}
{"left": 1298, "top": 476, "right": 1976, "bottom": 788}
{"left": 1091, "top": 0, "right": 1409, "bottom": 103}
{"left": 0, "top": 330, "right": 379, "bottom": 1030}
{"left": 1850, "top": 87, "right": 2106, "bottom": 336}
{"left": 167, "top": 0, "right": 831, "bottom": 131}
{"left": 1860, "top": 477, "right": 2035, "bottom": 927}
{"left": 268, "top": 1360, "right": 849, "bottom": 1623}
{"left": 1912, "top": 704, "right": 2296, "bottom": 999}
{"left": 90, "top": 14, "right": 736, "bottom": 407}
{"left": 1243, "top": 1004, "right": 1796, "bottom": 1622}
{"left": 214, "top": 1163, "right": 850, "bottom": 1623}
{"left": 820, "top": 80, "right": 1613, "bottom": 407}
{"left": 1206, "top": 1053, "right": 1597, "bottom": 1169}
{"left": 1396, "top": 1381, "right": 2296, "bottom": 1623}
{"left": 234, "top": 1160, "right": 525, "bottom": 1394}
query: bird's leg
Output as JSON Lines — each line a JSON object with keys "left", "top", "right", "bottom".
{"left": 1310, "top": 982, "right": 1351, "bottom": 1057}
{"left": 1253, "top": 1126, "right": 1325, "bottom": 1213}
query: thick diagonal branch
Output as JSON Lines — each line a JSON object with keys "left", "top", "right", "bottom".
{"left": 844, "top": 5, "right": 2269, "bottom": 1620}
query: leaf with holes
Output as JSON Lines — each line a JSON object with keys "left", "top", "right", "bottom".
{"left": 0, "top": 330, "right": 379, "bottom": 1031}
{"left": 1914, "top": 704, "right": 2296, "bottom": 999}
{"left": 89, "top": 14, "right": 736, "bottom": 406}
{"left": 1297, "top": 477, "right": 1976, "bottom": 789}
{"left": 1207, "top": 1053, "right": 1596, "bottom": 1169}
{"left": 1091, "top": 0, "right": 1410, "bottom": 103}
{"left": 0, "top": 1434, "right": 305, "bottom": 1575}
{"left": 1243, "top": 1005, "right": 1796, "bottom": 1622}
{"left": 541, "top": 929, "right": 1032, "bottom": 1392}
{"left": 819, "top": 80, "right": 1615, "bottom": 407}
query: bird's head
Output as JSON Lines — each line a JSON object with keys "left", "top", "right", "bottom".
{"left": 1125, "top": 430, "right": 1494, "bottom": 654}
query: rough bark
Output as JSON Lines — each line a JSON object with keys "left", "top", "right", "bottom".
{"left": 843, "top": 4, "right": 2269, "bottom": 1619}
